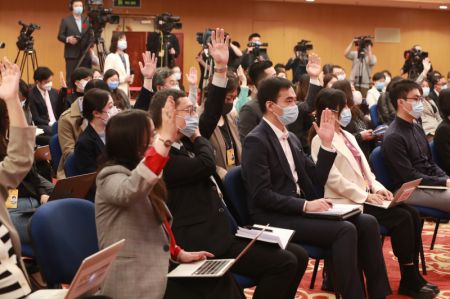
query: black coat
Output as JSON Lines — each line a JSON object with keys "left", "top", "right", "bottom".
{"left": 433, "top": 118, "right": 450, "bottom": 175}
{"left": 29, "top": 86, "right": 59, "bottom": 135}
{"left": 57, "top": 15, "right": 90, "bottom": 59}
{"left": 74, "top": 124, "right": 105, "bottom": 176}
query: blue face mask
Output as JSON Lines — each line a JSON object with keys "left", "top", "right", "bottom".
{"left": 178, "top": 116, "right": 199, "bottom": 138}
{"left": 406, "top": 100, "right": 424, "bottom": 119}
{"left": 274, "top": 104, "right": 299, "bottom": 126}
{"left": 73, "top": 6, "right": 83, "bottom": 15}
{"left": 339, "top": 108, "right": 352, "bottom": 127}
{"left": 375, "top": 82, "right": 385, "bottom": 92}
{"left": 108, "top": 81, "right": 119, "bottom": 90}
{"left": 422, "top": 87, "right": 430, "bottom": 97}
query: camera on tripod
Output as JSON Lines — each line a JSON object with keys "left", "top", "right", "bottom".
{"left": 354, "top": 35, "right": 373, "bottom": 59}
{"left": 294, "top": 40, "right": 313, "bottom": 53}
{"left": 156, "top": 13, "right": 182, "bottom": 34}
{"left": 196, "top": 29, "right": 229, "bottom": 48}
{"left": 247, "top": 41, "right": 269, "bottom": 48}
{"left": 16, "top": 21, "right": 40, "bottom": 51}
{"left": 85, "top": 0, "right": 120, "bottom": 38}
{"left": 403, "top": 47, "right": 428, "bottom": 63}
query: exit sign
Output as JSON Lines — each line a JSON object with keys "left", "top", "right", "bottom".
{"left": 113, "top": 0, "right": 141, "bottom": 7}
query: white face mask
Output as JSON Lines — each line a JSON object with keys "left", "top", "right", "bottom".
{"left": 353, "top": 91, "right": 363, "bottom": 105}
{"left": 117, "top": 40, "right": 127, "bottom": 50}
{"left": 174, "top": 72, "right": 182, "bottom": 81}
{"left": 42, "top": 82, "right": 53, "bottom": 91}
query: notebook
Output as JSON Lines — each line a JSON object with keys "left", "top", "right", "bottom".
{"left": 167, "top": 225, "right": 269, "bottom": 278}
{"left": 49, "top": 172, "right": 97, "bottom": 201}
{"left": 26, "top": 239, "right": 125, "bottom": 299}
{"left": 365, "top": 178, "right": 422, "bottom": 209}
{"left": 235, "top": 224, "right": 294, "bottom": 249}
{"left": 304, "top": 203, "right": 362, "bottom": 220}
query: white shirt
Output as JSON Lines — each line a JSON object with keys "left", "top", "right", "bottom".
{"left": 37, "top": 85, "right": 56, "bottom": 125}
{"left": 366, "top": 86, "right": 381, "bottom": 108}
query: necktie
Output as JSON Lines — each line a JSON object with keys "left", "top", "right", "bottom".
{"left": 44, "top": 91, "right": 56, "bottom": 125}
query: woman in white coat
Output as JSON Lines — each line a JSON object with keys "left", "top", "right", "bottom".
{"left": 310, "top": 88, "right": 439, "bottom": 298}
{"left": 104, "top": 32, "right": 133, "bottom": 96}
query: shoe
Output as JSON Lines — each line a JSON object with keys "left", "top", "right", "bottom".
{"left": 424, "top": 283, "right": 440, "bottom": 294}
{"left": 398, "top": 284, "right": 436, "bottom": 299}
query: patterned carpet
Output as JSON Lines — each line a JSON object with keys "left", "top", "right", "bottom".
{"left": 245, "top": 221, "right": 450, "bottom": 298}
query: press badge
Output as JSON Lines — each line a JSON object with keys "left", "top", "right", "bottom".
{"left": 6, "top": 189, "right": 19, "bottom": 209}
{"left": 226, "top": 149, "right": 236, "bottom": 166}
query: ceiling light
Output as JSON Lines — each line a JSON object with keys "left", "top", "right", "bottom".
{"left": 305, "top": 0, "right": 315, "bottom": 2}
{"left": 439, "top": 5, "right": 448, "bottom": 9}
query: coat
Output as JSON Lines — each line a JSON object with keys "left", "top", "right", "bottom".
{"left": 104, "top": 52, "right": 131, "bottom": 95}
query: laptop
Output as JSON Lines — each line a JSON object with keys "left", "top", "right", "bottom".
{"left": 26, "top": 239, "right": 125, "bottom": 299}
{"left": 304, "top": 203, "right": 362, "bottom": 220}
{"left": 364, "top": 178, "right": 422, "bottom": 209}
{"left": 167, "top": 225, "right": 269, "bottom": 278}
{"left": 49, "top": 172, "right": 97, "bottom": 201}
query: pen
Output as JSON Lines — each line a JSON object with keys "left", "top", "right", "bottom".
{"left": 244, "top": 225, "right": 273, "bottom": 233}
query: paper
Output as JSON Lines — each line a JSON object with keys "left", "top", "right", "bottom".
{"left": 235, "top": 224, "right": 295, "bottom": 250}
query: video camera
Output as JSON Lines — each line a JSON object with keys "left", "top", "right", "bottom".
{"left": 16, "top": 21, "right": 40, "bottom": 51}
{"left": 294, "top": 40, "right": 313, "bottom": 53}
{"left": 196, "top": 29, "right": 229, "bottom": 48}
{"left": 403, "top": 47, "right": 428, "bottom": 63}
{"left": 156, "top": 13, "right": 182, "bottom": 34}
{"left": 354, "top": 35, "right": 374, "bottom": 59}
{"left": 85, "top": 0, "right": 120, "bottom": 38}
{"left": 247, "top": 41, "right": 269, "bottom": 48}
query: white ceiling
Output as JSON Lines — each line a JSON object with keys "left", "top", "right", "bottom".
{"left": 254, "top": 0, "right": 450, "bottom": 10}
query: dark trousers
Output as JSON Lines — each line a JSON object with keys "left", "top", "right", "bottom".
{"left": 364, "top": 204, "right": 422, "bottom": 265}
{"left": 253, "top": 213, "right": 391, "bottom": 299}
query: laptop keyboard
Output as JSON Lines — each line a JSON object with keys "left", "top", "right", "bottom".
{"left": 193, "top": 260, "right": 229, "bottom": 276}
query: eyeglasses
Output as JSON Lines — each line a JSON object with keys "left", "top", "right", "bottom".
{"left": 405, "top": 97, "right": 424, "bottom": 103}
{"left": 176, "top": 106, "right": 197, "bottom": 116}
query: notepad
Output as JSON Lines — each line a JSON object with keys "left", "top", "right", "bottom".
{"left": 304, "top": 204, "right": 362, "bottom": 220}
{"left": 235, "top": 224, "right": 295, "bottom": 249}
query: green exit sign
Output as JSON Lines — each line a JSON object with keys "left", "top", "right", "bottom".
{"left": 113, "top": 0, "right": 141, "bottom": 7}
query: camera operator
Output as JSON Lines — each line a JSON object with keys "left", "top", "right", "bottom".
{"left": 285, "top": 42, "right": 311, "bottom": 84}
{"left": 240, "top": 33, "right": 269, "bottom": 70}
{"left": 401, "top": 45, "right": 433, "bottom": 84}
{"left": 344, "top": 37, "right": 377, "bottom": 97}
{"left": 58, "top": 0, "right": 93, "bottom": 84}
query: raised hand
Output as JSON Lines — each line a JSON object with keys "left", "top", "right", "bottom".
{"left": 160, "top": 96, "right": 178, "bottom": 141}
{"left": 306, "top": 53, "right": 322, "bottom": 79}
{"left": 186, "top": 67, "right": 198, "bottom": 86}
{"left": 422, "top": 57, "right": 432, "bottom": 73}
{"left": 236, "top": 65, "right": 247, "bottom": 86}
{"left": 312, "top": 108, "right": 335, "bottom": 148}
{"left": 207, "top": 28, "right": 230, "bottom": 67}
{"left": 139, "top": 51, "right": 157, "bottom": 79}
{"left": 0, "top": 57, "right": 21, "bottom": 101}
{"left": 60, "top": 71, "right": 67, "bottom": 88}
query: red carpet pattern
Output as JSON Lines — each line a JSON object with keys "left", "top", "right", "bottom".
{"left": 245, "top": 222, "right": 450, "bottom": 298}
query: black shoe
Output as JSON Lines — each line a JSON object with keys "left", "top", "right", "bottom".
{"left": 424, "top": 283, "right": 440, "bottom": 294}
{"left": 398, "top": 283, "right": 436, "bottom": 299}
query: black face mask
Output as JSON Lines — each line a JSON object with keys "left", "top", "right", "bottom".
{"left": 222, "top": 103, "right": 233, "bottom": 115}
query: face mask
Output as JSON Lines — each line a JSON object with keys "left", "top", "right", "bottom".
{"left": 178, "top": 116, "right": 199, "bottom": 137}
{"left": 442, "top": 84, "right": 448, "bottom": 90}
{"left": 337, "top": 74, "right": 346, "bottom": 81}
{"left": 274, "top": 104, "right": 299, "bottom": 126}
{"left": 385, "top": 76, "right": 391, "bottom": 85}
{"left": 375, "top": 82, "right": 385, "bottom": 92}
{"left": 171, "top": 85, "right": 180, "bottom": 91}
{"left": 108, "top": 81, "right": 119, "bottom": 90}
{"left": 222, "top": 103, "right": 233, "bottom": 115}
{"left": 43, "top": 82, "right": 53, "bottom": 91}
{"left": 117, "top": 40, "right": 127, "bottom": 50}
{"left": 339, "top": 108, "right": 352, "bottom": 127}
{"left": 78, "top": 80, "right": 88, "bottom": 92}
{"left": 405, "top": 100, "right": 424, "bottom": 119}
{"left": 73, "top": 6, "right": 83, "bottom": 15}
{"left": 353, "top": 91, "right": 363, "bottom": 105}
{"left": 174, "top": 72, "right": 182, "bottom": 81}
{"left": 108, "top": 106, "right": 120, "bottom": 118}
{"left": 422, "top": 87, "right": 430, "bottom": 97}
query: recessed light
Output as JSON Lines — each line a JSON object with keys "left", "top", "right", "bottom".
{"left": 306, "top": 0, "right": 315, "bottom": 2}
{"left": 439, "top": 5, "right": 448, "bottom": 9}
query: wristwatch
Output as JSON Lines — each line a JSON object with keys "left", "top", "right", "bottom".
{"left": 214, "top": 66, "right": 228, "bottom": 73}
{"left": 158, "top": 137, "right": 173, "bottom": 148}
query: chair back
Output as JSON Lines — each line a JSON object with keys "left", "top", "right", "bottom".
{"left": 49, "top": 134, "right": 62, "bottom": 171}
{"left": 29, "top": 198, "right": 98, "bottom": 286}
{"left": 369, "top": 146, "right": 394, "bottom": 190}
{"left": 223, "top": 166, "right": 252, "bottom": 227}
{"left": 429, "top": 141, "right": 443, "bottom": 168}
{"left": 51, "top": 122, "right": 58, "bottom": 135}
{"left": 370, "top": 104, "right": 380, "bottom": 127}
{"left": 64, "top": 152, "right": 77, "bottom": 177}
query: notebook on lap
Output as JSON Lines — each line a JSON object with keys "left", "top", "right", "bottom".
{"left": 364, "top": 179, "right": 422, "bottom": 209}
{"left": 26, "top": 239, "right": 125, "bottom": 299}
{"left": 304, "top": 203, "right": 362, "bottom": 220}
{"left": 49, "top": 172, "right": 97, "bottom": 201}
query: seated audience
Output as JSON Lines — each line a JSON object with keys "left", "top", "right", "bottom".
{"left": 310, "top": 89, "right": 438, "bottom": 298}
{"left": 93, "top": 69, "right": 103, "bottom": 80}
{"left": 323, "top": 73, "right": 337, "bottom": 88}
{"left": 377, "top": 76, "right": 403, "bottom": 125}
{"left": 150, "top": 30, "right": 308, "bottom": 299}
{"left": 274, "top": 63, "right": 287, "bottom": 78}
{"left": 332, "top": 80, "right": 375, "bottom": 159}
{"left": 104, "top": 69, "right": 131, "bottom": 110}
{"left": 434, "top": 89, "right": 450, "bottom": 175}
{"left": 0, "top": 57, "right": 35, "bottom": 298}
{"left": 234, "top": 65, "right": 250, "bottom": 113}
{"left": 104, "top": 32, "right": 133, "bottom": 95}
{"left": 241, "top": 77, "right": 391, "bottom": 299}
{"left": 366, "top": 72, "right": 386, "bottom": 108}
{"left": 382, "top": 69, "right": 392, "bottom": 87}
{"left": 421, "top": 79, "right": 442, "bottom": 140}
{"left": 428, "top": 71, "right": 447, "bottom": 108}
{"left": 58, "top": 67, "right": 94, "bottom": 114}
{"left": 295, "top": 74, "right": 310, "bottom": 102}
{"left": 332, "top": 65, "right": 347, "bottom": 81}
{"left": 382, "top": 80, "right": 450, "bottom": 213}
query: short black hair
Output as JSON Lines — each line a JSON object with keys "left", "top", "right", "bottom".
{"left": 274, "top": 63, "right": 286, "bottom": 74}
{"left": 315, "top": 88, "right": 347, "bottom": 124}
{"left": 332, "top": 65, "right": 344, "bottom": 71}
{"left": 322, "top": 64, "right": 334, "bottom": 75}
{"left": 248, "top": 60, "right": 273, "bottom": 87}
{"left": 382, "top": 69, "right": 392, "bottom": 77}
{"left": 85, "top": 79, "right": 109, "bottom": 93}
{"left": 389, "top": 79, "right": 421, "bottom": 109}
{"left": 248, "top": 33, "right": 261, "bottom": 41}
{"left": 372, "top": 72, "right": 386, "bottom": 82}
{"left": 33, "top": 67, "right": 53, "bottom": 82}
{"left": 257, "top": 77, "right": 293, "bottom": 113}
{"left": 103, "top": 69, "right": 120, "bottom": 82}
{"left": 427, "top": 71, "right": 442, "bottom": 88}
{"left": 19, "top": 80, "right": 29, "bottom": 99}
{"left": 153, "top": 67, "right": 174, "bottom": 90}
{"left": 71, "top": 67, "right": 93, "bottom": 87}
{"left": 82, "top": 88, "right": 110, "bottom": 122}
{"left": 438, "top": 89, "right": 450, "bottom": 118}
{"left": 149, "top": 89, "right": 186, "bottom": 129}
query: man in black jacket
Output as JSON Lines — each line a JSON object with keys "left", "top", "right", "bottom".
{"left": 383, "top": 79, "right": 450, "bottom": 213}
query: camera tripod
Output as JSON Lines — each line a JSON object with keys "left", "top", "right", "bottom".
{"left": 77, "top": 29, "right": 107, "bottom": 72}
{"left": 158, "top": 31, "right": 176, "bottom": 68}
{"left": 200, "top": 55, "right": 214, "bottom": 104}
{"left": 15, "top": 46, "right": 38, "bottom": 83}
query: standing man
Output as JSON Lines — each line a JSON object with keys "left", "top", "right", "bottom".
{"left": 58, "top": 0, "right": 91, "bottom": 84}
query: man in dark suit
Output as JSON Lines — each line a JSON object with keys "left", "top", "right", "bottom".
{"left": 29, "top": 67, "right": 59, "bottom": 136}
{"left": 57, "top": 0, "right": 91, "bottom": 84}
{"left": 241, "top": 77, "right": 391, "bottom": 298}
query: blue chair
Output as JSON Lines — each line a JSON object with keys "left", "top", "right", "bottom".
{"left": 64, "top": 152, "right": 77, "bottom": 177}
{"left": 49, "top": 134, "right": 62, "bottom": 172}
{"left": 369, "top": 104, "right": 380, "bottom": 127}
{"left": 51, "top": 122, "right": 58, "bottom": 136}
{"left": 410, "top": 205, "right": 450, "bottom": 251}
{"left": 224, "top": 166, "right": 337, "bottom": 295}
{"left": 429, "top": 141, "right": 443, "bottom": 168}
{"left": 28, "top": 198, "right": 98, "bottom": 287}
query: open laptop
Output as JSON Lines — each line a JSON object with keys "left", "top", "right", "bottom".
{"left": 26, "top": 239, "right": 125, "bottom": 299}
{"left": 365, "top": 178, "right": 422, "bottom": 209}
{"left": 167, "top": 225, "right": 269, "bottom": 278}
{"left": 49, "top": 172, "right": 97, "bottom": 201}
